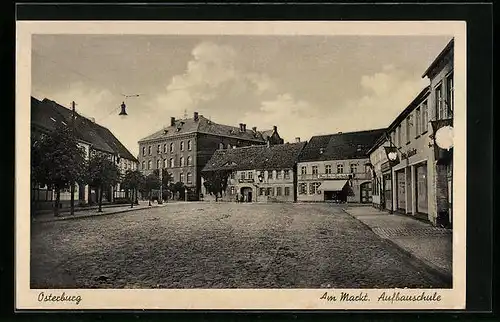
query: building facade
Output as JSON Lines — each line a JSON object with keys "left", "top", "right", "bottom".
{"left": 201, "top": 142, "right": 306, "bottom": 202}
{"left": 31, "top": 97, "right": 139, "bottom": 210}
{"left": 138, "top": 113, "right": 283, "bottom": 200}
{"left": 367, "top": 38, "right": 454, "bottom": 227}
{"left": 297, "top": 129, "right": 386, "bottom": 203}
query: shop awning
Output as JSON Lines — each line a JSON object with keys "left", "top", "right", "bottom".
{"left": 320, "top": 180, "right": 349, "bottom": 192}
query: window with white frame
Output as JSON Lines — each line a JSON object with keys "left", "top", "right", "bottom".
{"left": 187, "top": 140, "right": 192, "bottom": 151}
{"left": 180, "top": 173, "right": 184, "bottom": 183}
{"left": 268, "top": 170, "right": 273, "bottom": 180}
{"left": 435, "top": 83, "right": 445, "bottom": 120}
{"left": 350, "top": 163, "right": 357, "bottom": 173}
{"left": 187, "top": 172, "right": 192, "bottom": 184}
{"left": 187, "top": 156, "right": 192, "bottom": 166}
{"left": 337, "top": 164, "right": 344, "bottom": 174}
{"left": 301, "top": 166, "right": 307, "bottom": 175}
{"left": 240, "top": 172, "right": 246, "bottom": 180}
{"left": 248, "top": 172, "right": 253, "bottom": 180}
{"left": 309, "top": 182, "right": 321, "bottom": 194}
{"left": 276, "top": 170, "right": 282, "bottom": 180}
{"left": 325, "top": 164, "right": 332, "bottom": 174}
{"left": 312, "top": 166, "right": 318, "bottom": 175}
{"left": 180, "top": 141, "right": 184, "bottom": 151}
{"left": 147, "top": 160, "right": 152, "bottom": 170}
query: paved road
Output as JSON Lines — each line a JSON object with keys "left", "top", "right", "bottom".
{"left": 31, "top": 203, "right": 449, "bottom": 289}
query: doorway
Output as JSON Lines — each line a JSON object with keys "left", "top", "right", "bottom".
{"left": 240, "top": 187, "right": 253, "bottom": 202}
{"left": 360, "top": 182, "right": 372, "bottom": 203}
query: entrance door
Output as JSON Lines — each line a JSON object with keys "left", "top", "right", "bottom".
{"left": 248, "top": 191, "right": 253, "bottom": 202}
{"left": 360, "top": 182, "right": 372, "bottom": 203}
{"left": 383, "top": 173, "right": 392, "bottom": 211}
{"left": 396, "top": 170, "right": 406, "bottom": 211}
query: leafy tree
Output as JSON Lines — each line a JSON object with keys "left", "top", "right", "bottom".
{"left": 86, "top": 152, "right": 121, "bottom": 212}
{"left": 31, "top": 126, "right": 86, "bottom": 216}
{"left": 171, "top": 181, "right": 187, "bottom": 200}
{"left": 152, "top": 169, "right": 174, "bottom": 200}
{"left": 143, "top": 172, "right": 161, "bottom": 203}
{"left": 202, "top": 170, "right": 231, "bottom": 202}
{"left": 121, "top": 170, "right": 145, "bottom": 208}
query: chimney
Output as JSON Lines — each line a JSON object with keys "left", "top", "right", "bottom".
{"left": 194, "top": 111, "right": 199, "bottom": 121}
{"left": 239, "top": 123, "right": 244, "bottom": 132}
{"left": 295, "top": 137, "right": 300, "bottom": 143}
{"left": 273, "top": 125, "right": 277, "bottom": 132}
{"left": 170, "top": 117, "right": 176, "bottom": 126}
{"left": 242, "top": 124, "right": 247, "bottom": 131}
{"left": 252, "top": 126, "right": 257, "bottom": 132}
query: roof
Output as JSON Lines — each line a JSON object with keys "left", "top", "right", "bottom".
{"left": 202, "top": 141, "right": 307, "bottom": 172}
{"left": 422, "top": 38, "right": 454, "bottom": 78}
{"left": 31, "top": 97, "right": 138, "bottom": 162}
{"left": 138, "top": 115, "right": 269, "bottom": 143}
{"left": 298, "top": 128, "right": 387, "bottom": 162}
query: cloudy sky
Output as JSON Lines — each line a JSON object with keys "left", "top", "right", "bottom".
{"left": 32, "top": 34, "right": 451, "bottom": 156}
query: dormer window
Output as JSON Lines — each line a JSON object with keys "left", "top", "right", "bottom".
{"left": 319, "top": 148, "right": 325, "bottom": 154}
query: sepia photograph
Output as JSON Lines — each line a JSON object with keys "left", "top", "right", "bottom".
{"left": 16, "top": 20, "right": 466, "bottom": 310}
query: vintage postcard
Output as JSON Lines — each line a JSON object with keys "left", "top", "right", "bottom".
{"left": 16, "top": 21, "right": 466, "bottom": 310}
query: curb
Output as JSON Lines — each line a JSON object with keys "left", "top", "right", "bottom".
{"left": 342, "top": 208, "right": 452, "bottom": 287}
{"left": 33, "top": 205, "right": 166, "bottom": 223}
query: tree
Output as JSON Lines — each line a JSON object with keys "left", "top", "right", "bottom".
{"left": 152, "top": 169, "right": 174, "bottom": 201}
{"left": 86, "top": 152, "right": 121, "bottom": 212}
{"left": 121, "top": 170, "right": 145, "bottom": 208}
{"left": 31, "top": 126, "right": 87, "bottom": 217}
{"left": 143, "top": 172, "right": 161, "bottom": 204}
{"left": 202, "top": 170, "right": 231, "bottom": 202}
{"left": 171, "top": 181, "right": 187, "bottom": 200}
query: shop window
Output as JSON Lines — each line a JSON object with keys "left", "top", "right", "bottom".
{"left": 284, "top": 187, "right": 290, "bottom": 196}
{"left": 415, "top": 163, "right": 428, "bottom": 214}
{"left": 266, "top": 188, "right": 273, "bottom": 196}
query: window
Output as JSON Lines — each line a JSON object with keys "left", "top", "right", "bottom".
{"left": 259, "top": 171, "right": 265, "bottom": 180}
{"left": 240, "top": 172, "right": 246, "bottom": 180}
{"left": 267, "top": 187, "right": 273, "bottom": 196}
{"left": 156, "top": 160, "right": 160, "bottom": 169}
{"left": 350, "top": 163, "right": 357, "bottom": 173}
{"left": 142, "top": 161, "right": 145, "bottom": 169}
{"left": 170, "top": 143, "right": 174, "bottom": 153}
{"left": 415, "top": 108, "right": 421, "bottom": 136}
{"left": 142, "top": 147, "right": 146, "bottom": 156}
{"left": 248, "top": 172, "right": 253, "bottom": 180}
{"left": 230, "top": 172, "right": 235, "bottom": 179}
{"left": 163, "top": 144, "right": 167, "bottom": 153}
{"left": 299, "top": 183, "right": 307, "bottom": 195}
{"left": 259, "top": 188, "right": 265, "bottom": 196}
{"left": 187, "top": 156, "right": 192, "bottom": 166}
{"left": 157, "top": 145, "right": 161, "bottom": 153}
{"left": 406, "top": 116, "right": 412, "bottom": 144}
{"left": 365, "top": 165, "right": 371, "bottom": 173}
{"left": 187, "top": 140, "right": 192, "bottom": 151}
{"left": 309, "top": 182, "right": 321, "bottom": 194}
{"left": 148, "top": 146, "right": 152, "bottom": 155}
{"left": 446, "top": 73, "right": 454, "bottom": 117}
{"left": 147, "top": 160, "right": 152, "bottom": 170}
{"left": 219, "top": 143, "right": 224, "bottom": 149}
{"left": 180, "top": 156, "right": 185, "bottom": 166}
{"left": 268, "top": 171, "right": 273, "bottom": 180}
{"left": 230, "top": 186, "right": 235, "bottom": 195}
{"left": 187, "top": 172, "right": 192, "bottom": 184}
{"left": 276, "top": 187, "right": 282, "bottom": 196}
{"left": 435, "top": 83, "right": 444, "bottom": 120}
{"left": 169, "top": 158, "right": 174, "bottom": 168}
{"left": 180, "top": 141, "right": 184, "bottom": 151}
{"left": 312, "top": 166, "right": 318, "bottom": 175}
{"left": 325, "top": 164, "right": 332, "bottom": 174}
{"left": 422, "top": 100, "right": 428, "bottom": 133}
{"left": 284, "top": 170, "right": 290, "bottom": 180}
{"left": 397, "top": 125, "right": 402, "bottom": 147}
{"left": 301, "top": 166, "right": 307, "bottom": 175}
{"left": 337, "top": 164, "right": 344, "bottom": 174}
{"left": 163, "top": 159, "right": 167, "bottom": 168}
{"left": 180, "top": 173, "right": 184, "bottom": 183}
{"left": 284, "top": 187, "right": 290, "bottom": 196}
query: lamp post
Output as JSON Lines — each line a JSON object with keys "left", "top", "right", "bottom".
{"left": 159, "top": 159, "right": 163, "bottom": 205}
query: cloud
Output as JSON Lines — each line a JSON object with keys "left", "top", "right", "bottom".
{"left": 242, "top": 65, "right": 428, "bottom": 143}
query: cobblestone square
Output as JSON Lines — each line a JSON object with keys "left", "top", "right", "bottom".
{"left": 31, "top": 203, "right": 450, "bottom": 289}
